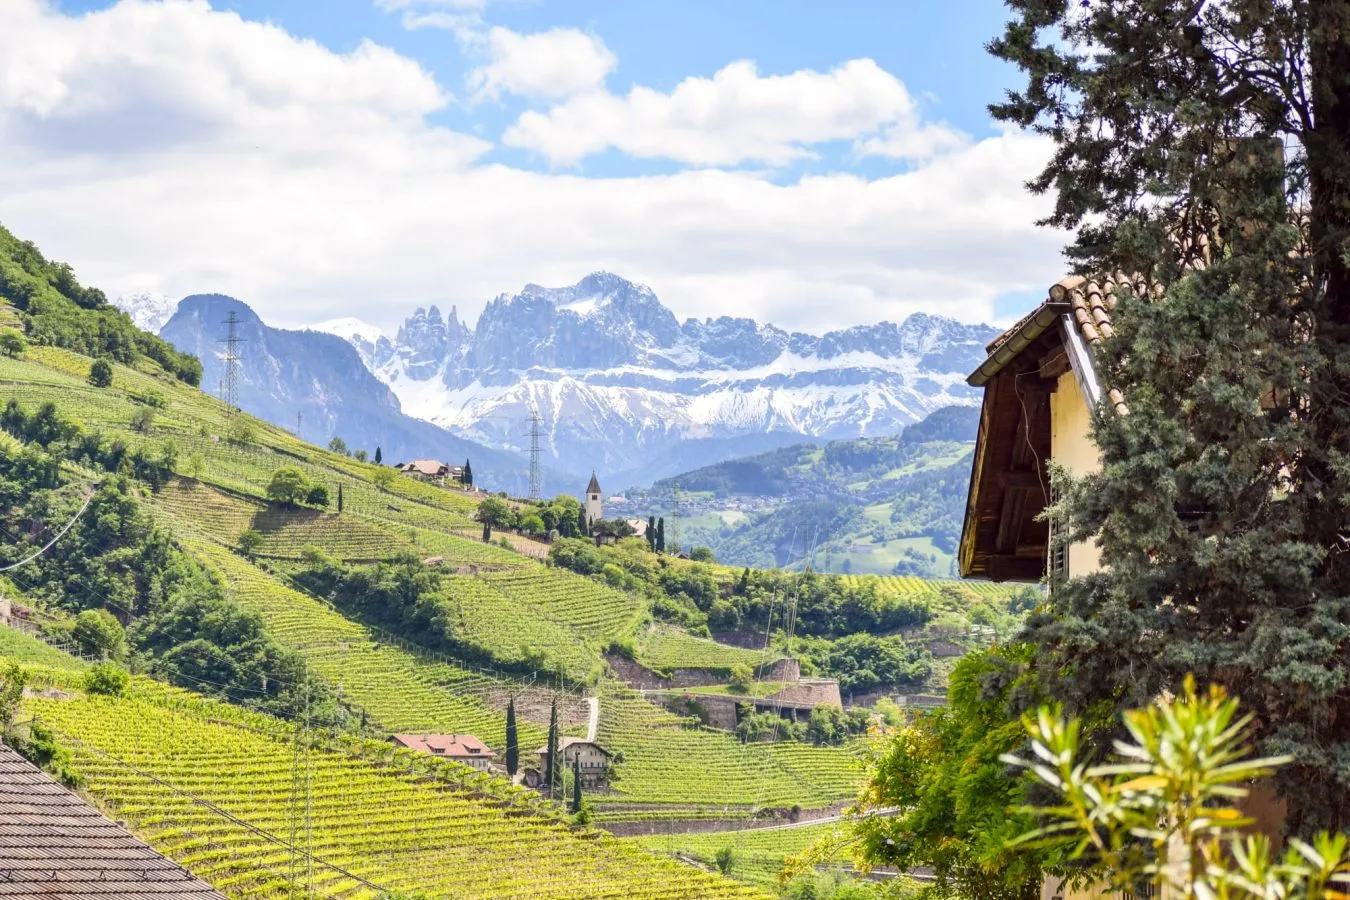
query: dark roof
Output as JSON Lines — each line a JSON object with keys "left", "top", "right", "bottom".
{"left": 586, "top": 472, "right": 601, "bottom": 494}
{"left": 0, "top": 741, "right": 226, "bottom": 898}
{"left": 958, "top": 273, "right": 1138, "bottom": 581}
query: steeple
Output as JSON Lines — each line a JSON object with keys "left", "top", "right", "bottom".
{"left": 584, "top": 472, "right": 603, "bottom": 525}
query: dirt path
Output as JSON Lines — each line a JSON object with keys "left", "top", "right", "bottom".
{"left": 585, "top": 696, "right": 599, "bottom": 742}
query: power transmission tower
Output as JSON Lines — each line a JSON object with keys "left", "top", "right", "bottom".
{"left": 527, "top": 410, "right": 543, "bottom": 501}
{"left": 295, "top": 411, "right": 302, "bottom": 438}
{"left": 218, "top": 311, "right": 245, "bottom": 414}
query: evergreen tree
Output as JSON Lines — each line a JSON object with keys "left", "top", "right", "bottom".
{"left": 374, "top": 446, "right": 382, "bottom": 466}
{"left": 463, "top": 458, "right": 473, "bottom": 488}
{"left": 655, "top": 518, "right": 665, "bottom": 553}
{"left": 577, "top": 506, "right": 588, "bottom": 538}
{"left": 337, "top": 483, "right": 343, "bottom": 514}
{"left": 991, "top": 0, "right": 1350, "bottom": 833}
{"left": 571, "top": 757, "right": 582, "bottom": 813}
{"left": 647, "top": 515, "right": 656, "bottom": 550}
{"left": 545, "top": 699, "right": 560, "bottom": 799}
{"left": 505, "top": 696, "right": 519, "bottom": 778}
{"left": 737, "top": 567, "right": 750, "bottom": 595}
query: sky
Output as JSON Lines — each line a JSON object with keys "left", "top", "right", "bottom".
{"left": 0, "top": 0, "right": 1066, "bottom": 334}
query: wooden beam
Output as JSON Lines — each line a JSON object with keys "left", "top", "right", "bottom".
{"left": 994, "top": 486, "right": 1028, "bottom": 553}
{"left": 1038, "top": 347, "right": 1070, "bottom": 381}
{"left": 983, "top": 554, "right": 1046, "bottom": 582}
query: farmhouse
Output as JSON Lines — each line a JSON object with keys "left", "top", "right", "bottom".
{"left": 534, "top": 737, "right": 612, "bottom": 788}
{"left": 395, "top": 459, "right": 465, "bottom": 485}
{"left": 0, "top": 741, "right": 228, "bottom": 898}
{"left": 392, "top": 733, "right": 497, "bottom": 771}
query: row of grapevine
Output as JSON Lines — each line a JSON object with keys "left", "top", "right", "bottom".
{"left": 594, "top": 687, "right": 861, "bottom": 809}
{"left": 21, "top": 686, "right": 768, "bottom": 899}
{"left": 484, "top": 569, "right": 646, "bottom": 642}
{"left": 637, "top": 627, "right": 774, "bottom": 672}
{"left": 626, "top": 821, "right": 857, "bottom": 890}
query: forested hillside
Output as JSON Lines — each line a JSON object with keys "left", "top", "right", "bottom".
{"left": 625, "top": 405, "right": 979, "bottom": 575}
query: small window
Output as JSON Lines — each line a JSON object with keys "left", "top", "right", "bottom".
{"left": 1049, "top": 479, "right": 1069, "bottom": 580}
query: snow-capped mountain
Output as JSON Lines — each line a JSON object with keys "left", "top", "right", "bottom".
{"left": 332, "top": 272, "right": 1000, "bottom": 488}
{"left": 115, "top": 293, "right": 179, "bottom": 333}
{"left": 159, "top": 295, "right": 554, "bottom": 496}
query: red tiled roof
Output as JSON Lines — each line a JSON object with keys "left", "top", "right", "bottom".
{"left": 398, "top": 459, "right": 450, "bottom": 477}
{"left": 0, "top": 741, "right": 227, "bottom": 898}
{"left": 392, "top": 734, "right": 495, "bottom": 759}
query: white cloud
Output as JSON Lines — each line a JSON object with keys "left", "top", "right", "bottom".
{"left": 467, "top": 27, "right": 616, "bottom": 102}
{"left": 503, "top": 58, "right": 970, "bottom": 167}
{"left": 0, "top": 0, "right": 1063, "bottom": 337}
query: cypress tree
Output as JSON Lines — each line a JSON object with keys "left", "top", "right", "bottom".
{"left": 463, "top": 458, "right": 473, "bottom": 488}
{"left": 571, "top": 757, "right": 582, "bottom": 813}
{"left": 577, "top": 506, "right": 588, "bottom": 538}
{"left": 991, "top": 0, "right": 1350, "bottom": 833}
{"left": 481, "top": 522, "right": 491, "bottom": 543}
{"left": 545, "top": 699, "right": 559, "bottom": 799}
{"left": 647, "top": 515, "right": 656, "bottom": 550}
{"left": 655, "top": 518, "right": 665, "bottom": 553}
{"left": 337, "top": 483, "right": 343, "bottom": 514}
{"left": 373, "top": 446, "right": 382, "bottom": 465}
{"left": 737, "top": 567, "right": 750, "bottom": 595}
{"left": 505, "top": 696, "right": 519, "bottom": 778}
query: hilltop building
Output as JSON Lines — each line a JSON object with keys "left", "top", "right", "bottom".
{"left": 392, "top": 733, "right": 497, "bottom": 771}
{"left": 584, "top": 472, "right": 603, "bottom": 525}
{"left": 0, "top": 741, "right": 228, "bottom": 898}
{"left": 395, "top": 459, "right": 465, "bottom": 486}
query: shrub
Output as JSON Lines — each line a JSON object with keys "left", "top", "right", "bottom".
{"left": 129, "top": 407, "right": 155, "bottom": 433}
{"left": 727, "top": 663, "right": 753, "bottom": 693}
{"left": 267, "top": 466, "right": 311, "bottom": 507}
{"left": 714, "top": 845, "right": 735, "bottom": 875}
{"left": 83, "top": 663, "right": 129, "bottom": 697}
{"left": 70, "top": 609, "right": 124, "bottom": 659}
{"left": 226, "top": 420, "right": 256, "bottom": 446}
{"left": 0, "top": 328, "right": 25, "bottom": 358}
{"left": 87, "top": 358, "right": 113, "bottom": 387}
{"left": 238, "top": 530, "right": 264, "bottom": 557}
{"left": 373, "top": 468, "right": 396, "bottom": 491}
{"left": 306, "top": 483, "right": 330, "bottom": 507}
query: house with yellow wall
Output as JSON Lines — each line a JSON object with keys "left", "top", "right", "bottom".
{"left": 957, "top": 274, "right": 1286, "bottom": 900}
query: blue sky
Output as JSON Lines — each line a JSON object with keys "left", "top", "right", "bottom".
{"left": 11, "top": 0, "right": 1061, "bottom": 331}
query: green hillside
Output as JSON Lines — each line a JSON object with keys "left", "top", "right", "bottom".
{"left": 0, "top": 229, "right": 1022, "bottom": 898}
{"left": 624, "top": 406, "right": 980, "bottom": 577}
{"left": 5, "top": 654, "right": 764, "bottom": 899}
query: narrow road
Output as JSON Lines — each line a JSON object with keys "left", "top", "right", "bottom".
{"left": 585, "top": 696, "right": 599, "bottom": 742}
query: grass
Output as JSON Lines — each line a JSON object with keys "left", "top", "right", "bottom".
{"left": 627, "top": 821, "right": 857, "bottom": 890}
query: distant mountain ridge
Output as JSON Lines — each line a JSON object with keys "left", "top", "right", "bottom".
{"left": 620, "top": 405, "right": 982, "bottom": 576}
{"left": 316, "top": 272, "right": 999, "bottom": 488}
{"left": 157, "top": 294, "right": 550, "bottom": 495}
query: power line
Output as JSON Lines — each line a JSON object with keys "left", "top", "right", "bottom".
{"left": 218, "top": 311, "right": 245, "bottom": 414}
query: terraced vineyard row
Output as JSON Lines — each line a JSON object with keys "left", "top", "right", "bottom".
{"left": 24, "top": 689, "right": 767, "bottom": 899}
{"left": 0, "top": 622, "right": 89, "bottom": 670}
{"left": 443, "top": 574, "right": 605, "bottom": 684}
{"left": 183, "top": 537, "right": 559, "bottom": 748}
{"left": 153, "top": 478, "right": 525, "bottom": 570}
{"left": 595, "top": 688, "right": 861, "bottom": 808}
{"left": 484, "top": 569, "right": 646, "bottom": 642}
{"left": 838, "top": 573, "right": 1019, "bottom": 602}
{"left": 637, "top": 627, "right": 774, "bottom": 672}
